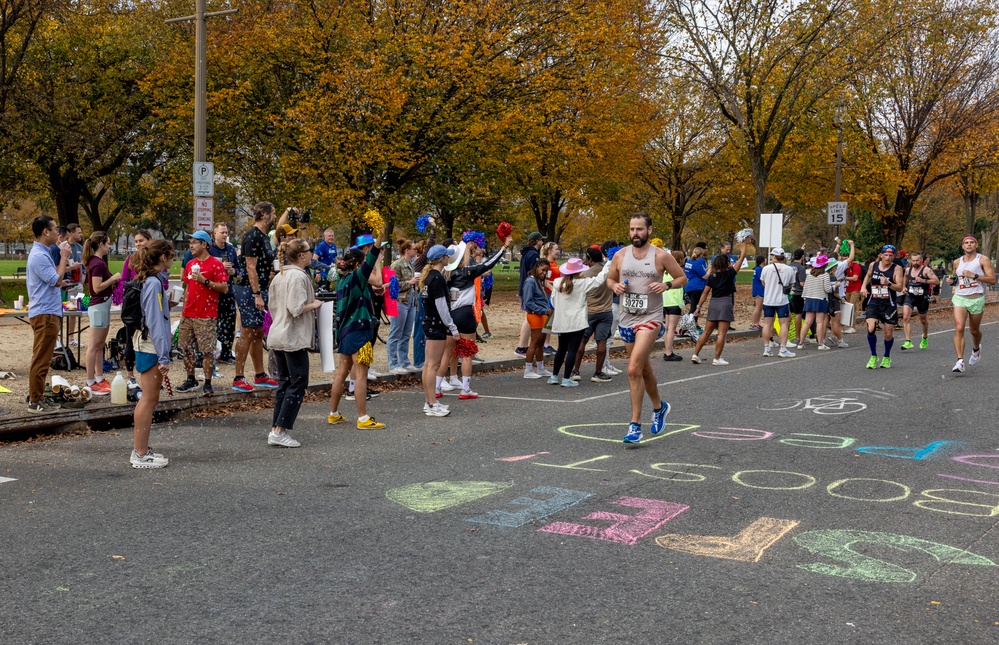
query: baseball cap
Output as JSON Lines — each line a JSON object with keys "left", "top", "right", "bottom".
{"left": 528, "top": 231, "right": 546, "bottom": 243}
{"left": 770, "top": 247, "right": 786, "bottom": 258}
{"left": 187, "top": 230, "right": 211, "bottom": 244}
{"left": 426, "top": 244, "right": 455, "bottom": 262}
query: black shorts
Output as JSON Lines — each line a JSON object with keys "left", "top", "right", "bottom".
{"left": 790, "top": 294, "right": 804, "bottom": 315}
{"left": 423, "top": 321, "right": 448, "bottom": 341}
{"left": 865, "top": 299, "right": 898, "bottom": 326}
{"left": 483, "top": 287, "right": 493, "bottom": 306}
{"left": 828, "top": 295, "right": 841, "bottom": 315}
{"left": 663, "top": 306, "right": 683, "bottom": 317}
{"left": 451, "top": 305, "right": 477, "bottom": 334}
{"left": 903, "top": 294, "right": 930, "bottom": 314}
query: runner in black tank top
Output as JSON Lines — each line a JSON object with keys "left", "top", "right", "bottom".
{"left": 860, "top": 245, "right": 903, "bottom": 369}
{"left": 900, "top": 252, "right": 938, "bottom": 350}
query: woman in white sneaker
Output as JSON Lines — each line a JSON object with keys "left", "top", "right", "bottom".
{"left": 800, "top": 254, "right": 834, "bottom": 350}
{"left": 521, "top": 260, "right": 553, "bottom": 379}
{"left": 130, "top": 239, "right": 175, "bottom": 469}
{"left": 691, "top": 240, "right": 749, "bottom": 365}
{"left": 548, "top": 258, "right": 611, "bottom": 386}
{"left": 266, "top": 239, "right": 323, "bottom": 448}
{"left": 419, "top": 244, "right": 458, "bottom": 416}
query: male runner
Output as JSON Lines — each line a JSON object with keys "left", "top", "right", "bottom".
{"left": 899, "top": 252, "right": 939, "bottom": 350}
{"left": 948, "top": 235, "right": 995, "bottom": 373}
{"left": 860, "top": 244, "right": 904, "bottom": 368}
{"left": 606, "top": 213, "right": 686, "bottom": 445}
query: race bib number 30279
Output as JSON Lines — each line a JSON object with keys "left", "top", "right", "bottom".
{"left": 623, "top": 292, "right": 649, "bottom": 314}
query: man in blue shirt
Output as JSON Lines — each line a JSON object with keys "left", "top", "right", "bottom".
{"left": 313, "top": 229, "right": 338, "bottom": 284}
{"left": 27, "top": 215, "right": 71, "bottom": 412}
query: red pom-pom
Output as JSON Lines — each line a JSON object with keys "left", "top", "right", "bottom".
{"left": 454, "top": 338, "right": 479, "bottom": 358}
{"left": 496, "top": 222, "right": 512, "bottom": 241}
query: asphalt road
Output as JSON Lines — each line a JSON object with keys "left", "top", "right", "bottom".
{"left": 3, "top": 318, "right": 999, "bottom": 644}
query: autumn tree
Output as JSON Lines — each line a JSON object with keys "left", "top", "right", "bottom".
{"left": 849, "top": 0, "right": 999, "bottom": 245}
{"left": 661, "top": 0, "right": 896, "bottom": 217}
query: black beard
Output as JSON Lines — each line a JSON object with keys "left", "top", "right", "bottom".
{"left": 632, "top": 236, "right": 648, "bottom": 248}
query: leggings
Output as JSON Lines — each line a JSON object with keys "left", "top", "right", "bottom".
{"left": 553, "top": 329, "right": 586, "bottom": 380}
{"left": 124, "top": 323, "right": 138, "bottom": 372}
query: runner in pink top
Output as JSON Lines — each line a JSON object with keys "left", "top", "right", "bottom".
{"left": 606, "top": 213, "right": 686, "bottom": 446}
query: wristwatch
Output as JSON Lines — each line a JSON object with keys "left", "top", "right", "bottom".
{"left": 203, "top": 277, "right": 211, "bottom": 286}
{"left": 665, "top": 282, "right": 673, "bottom": 290}
{"left": 252, "top": 291, "right": 261, "bottom": 296}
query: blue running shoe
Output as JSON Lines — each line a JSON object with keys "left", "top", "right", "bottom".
{"left": 623, "top": 422, "right": 643, "bottom": 445}
{"left": 650, "top": 402, "right": 671, "bottom": 435}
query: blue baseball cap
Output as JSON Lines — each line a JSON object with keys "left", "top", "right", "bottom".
{"left": 355, "top": 234, "right": 375, "bottom": 247}
{"left": 187, "top": 230, "right": 212, "bottom": 244}
{"left": 881, "top": 244, "right": 896, "bottom": 254}
{"left": 426, "top": 244, "right": 455, "bottom": 262}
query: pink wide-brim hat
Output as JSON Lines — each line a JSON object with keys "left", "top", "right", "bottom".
{"left": 559, "top": 257, "right": 587, "bottom": 275}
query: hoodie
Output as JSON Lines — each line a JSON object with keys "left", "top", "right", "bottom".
{"left": 518, "top": 245, "right": 541, "bottom": 299}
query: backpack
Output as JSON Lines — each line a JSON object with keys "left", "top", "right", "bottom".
{"left": 50, "top": 347, "right": 79, "bottom": 371}
{"left": 121, "top": 280, "right": 147, "bottom": 338}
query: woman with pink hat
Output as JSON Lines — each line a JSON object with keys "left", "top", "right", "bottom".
{"left": 547, "top": 256, "right": 611, "bottom": 386}
{"left": 799, "top": 253, "right": 834, "bottom": 350}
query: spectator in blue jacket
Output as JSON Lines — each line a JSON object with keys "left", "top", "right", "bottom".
{"left": 684, "top": 244, "right": 708, "bottom": 324}
{"left": 515, "top": 231, "right": 546, "bottom": 357}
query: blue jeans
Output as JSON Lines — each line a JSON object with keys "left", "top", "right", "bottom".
{"left": 413, "top": 296, "right": 426, "bottom": 368}
{"left": 387, "top": 296, "right": 417, "bottom": 369}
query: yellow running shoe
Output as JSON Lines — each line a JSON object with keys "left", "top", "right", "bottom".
{"left": 328, "top": 412, "right": 347, "bottom": 425}
{"left": 357, "top": 417, "right": 386, "bottom": 430}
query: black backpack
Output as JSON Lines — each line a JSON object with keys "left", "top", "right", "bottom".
{"left": 121, "top": 280, "right": 147, "bottom": 338}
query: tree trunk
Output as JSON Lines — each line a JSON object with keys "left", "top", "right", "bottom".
{"left": 46, "top": 164, "right": 81, "bottom": 227}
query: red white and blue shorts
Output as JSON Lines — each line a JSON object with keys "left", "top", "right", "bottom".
{"left": 618, "top": 321, "right": 665, "bottom": 344}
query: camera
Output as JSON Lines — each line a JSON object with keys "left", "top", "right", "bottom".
{"left": 288, "top": 207, "right": 312, "bottom": 225}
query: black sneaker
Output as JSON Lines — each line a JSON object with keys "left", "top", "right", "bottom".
{"left": 476, "top": 334, "right": 486, "bottom": 343}
{"left": 368, "top": 388, "right": 380, "bottom": 398}
{"left": 345, "top": 391, "right": 372, "bottom": 401}
{"left": 203, "top": 382, "right": 214, "bottom": 397}
{"left": 176, "top": 377, "right": 200, "bottom": 393}
{"left": 217, "top": 356, "right": 236, "bottom": 365}
{"left": 591, "top": 372, "right": 613, "bottom": 382}
{"left": 663, "top": 353, "right": 683, "bottom": 362}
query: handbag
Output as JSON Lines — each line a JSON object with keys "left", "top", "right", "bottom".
{"left": 774, "top": 265, "right": 792, "bottom": 295}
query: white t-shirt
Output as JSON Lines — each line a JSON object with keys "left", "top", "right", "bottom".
{"left": 760, "top": 263, "right": 796, "bottom": 307}
{"left": 834, "top": 262, "right": 848, "bottom": 298}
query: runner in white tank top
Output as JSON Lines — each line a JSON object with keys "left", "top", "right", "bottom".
{"left": 947, "top": 235, "right": 995, "bottom": 373}
{"left": 606, "top": 214, "right": 686, "bottom": 446}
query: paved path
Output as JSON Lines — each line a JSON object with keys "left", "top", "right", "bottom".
{"left": 2, "top": 320, "right": 999, "bottom": 644}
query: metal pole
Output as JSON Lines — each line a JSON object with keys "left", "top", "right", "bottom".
{"left": 834, "top": 125, "right": 843, "bottom": 239}
{"left": 194, "top": 0, "right": 206, "bottom": 164}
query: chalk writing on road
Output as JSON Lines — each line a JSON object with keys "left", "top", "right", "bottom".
{"left": 0, "top": 477, "right": 16, "bottom": 485}
{"left": 656, "top": 517, "right": 800, "bottom": 562}
{"left": 467, "top": 486, "right": 591, "bottom": 528}
{"left": 386, "top": 481, "right": 513, "bottom": 513}
{"left": 757, "top": 389, "right": 896, "bottom": 415}
{"left": 793, "top": 530, "right": 996, "bottom": 583}
{"left": 539, "top": 496, "right": 689, "bottom": 545}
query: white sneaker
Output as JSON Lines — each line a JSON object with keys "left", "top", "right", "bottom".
{"left": 389, "top": 367, "right": 410, "bottom": 375}
{"left": 690, "top": 354, "right": 702, "bottom": 364}
{"left": 712, "top": 357, "right": 729, "bottom": 366}
{"left": 130, "top": 449, "right": 169, "bottom": 469}
{"left": 796, "top": 344, "right": 804, "bottom": 350}
{"left": 838, "top": 340, "right": 849, "bottom": 348}
{"left": 534, "top": 365, "right": 553, "bottom": 377}
{"left": 367, "top": 369, "right": 381, "bottom": 380}
{"left": 523, "top": 367, "right": 542, "bottom": 379}
{"left": 817, "top": 345, "right": 830, "bottom": 351}
{"left": 406, "top": 365, "right": 423, "bottom": 373}
{"left": 268, "top": 431, "right": 301, "bottom": 448}
{"left": 449, "top": 376, "right": 462, "bottom": 388}
{"left": 807, "top": 337, "right": 818, "bottom": 344}
{"left": 844, "top": 327, "right": 856, "bottom": 334}
{"left": 778, "top": 347, "right": 796, "bottom": 358}
{"left": 953, "top": 359, "right": 965, "bottom": 373}
{"left": 970, "top": 348, "right": 981, "bottom": 366}
{"left": 763, "top": 347, "right": 773, "bottom": 357}
{"left": 424, "top": 403, "right": 450, "bottom": 417}
{"left": 439, "top": 379, "right": 455, "bottom": 392}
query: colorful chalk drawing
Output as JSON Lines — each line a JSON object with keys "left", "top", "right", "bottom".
{"left": 656, "top": 517, "right": 800, "bottom": 562}
{"left": 758, "top": 396, "right": 867, "bottom": 415}
{"left": 538, "top": 496, "right": 689, "bottom": 545}
{"left": 793, "top": 530, "right": 996, "bottom": 583}
{"left": 385, "top": 481, "right": 513, "bottom": 513}
{"left": 467, "top": 486, "right": 591, "bottom": 528}
{"left": 556, "top": 422, "right": 700, "bottom": 444}
{"left": 496, "top": 452, "right": 551, "bottom": 462}
{"left": 0, "top": 477, "right": 16, "bottom": 484}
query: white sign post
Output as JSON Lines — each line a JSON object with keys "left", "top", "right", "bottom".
{"left": 194, "top": 197, "right": 214, "bottom": 231}
{"left": 193, "top": 162, "right": 215, "bottom": 197}
{"left": 759, "top": 213, "right": 783, "bottom": 249}
{"left": 827, "top": 202, "right": 848, "bottom": 226}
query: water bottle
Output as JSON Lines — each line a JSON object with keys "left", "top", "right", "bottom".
{"left": 111, "top": 371, "right": 128, "bottom": 404}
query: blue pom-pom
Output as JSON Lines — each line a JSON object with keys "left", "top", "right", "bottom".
{"left": 606, "top": 245, "right": 623, "bottom": 260}
{"left": 462, "top": 230, "right": 486, "bottom": 249}
{"left": 415, "top": 214, "right": 432, "bottom": 233}
{"left": 482, "top": 273, "right": 494, "bottom": 291}
{"left": 389, "top": 276, "right": 400, "bottom": 300}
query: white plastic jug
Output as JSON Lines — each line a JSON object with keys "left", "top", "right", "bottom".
{"left": 111, "top": 371, "right": 128, "bottom": 405}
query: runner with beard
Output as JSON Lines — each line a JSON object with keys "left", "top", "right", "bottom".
{"left": 947, "top": 235, "right": 996, "bottom": 373}
{"left": 899, "top": 251, "right": 939, "bottom": 351}
{"left": 606, "top": 213, "right": 686, "bottom": 446}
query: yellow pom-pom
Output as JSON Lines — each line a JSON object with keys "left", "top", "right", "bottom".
{"left": 357, "top": 342, "right": 373, "bottom": 366}
{"left": 363, "top": 209, "right": 384, "bottom": 233}
{"left": 650, "top": 237, "right": 665, "bottom": 248}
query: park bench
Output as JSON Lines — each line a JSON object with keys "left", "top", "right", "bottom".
{"left": 14, "top": 266, "right": 27, "bottom": 279}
